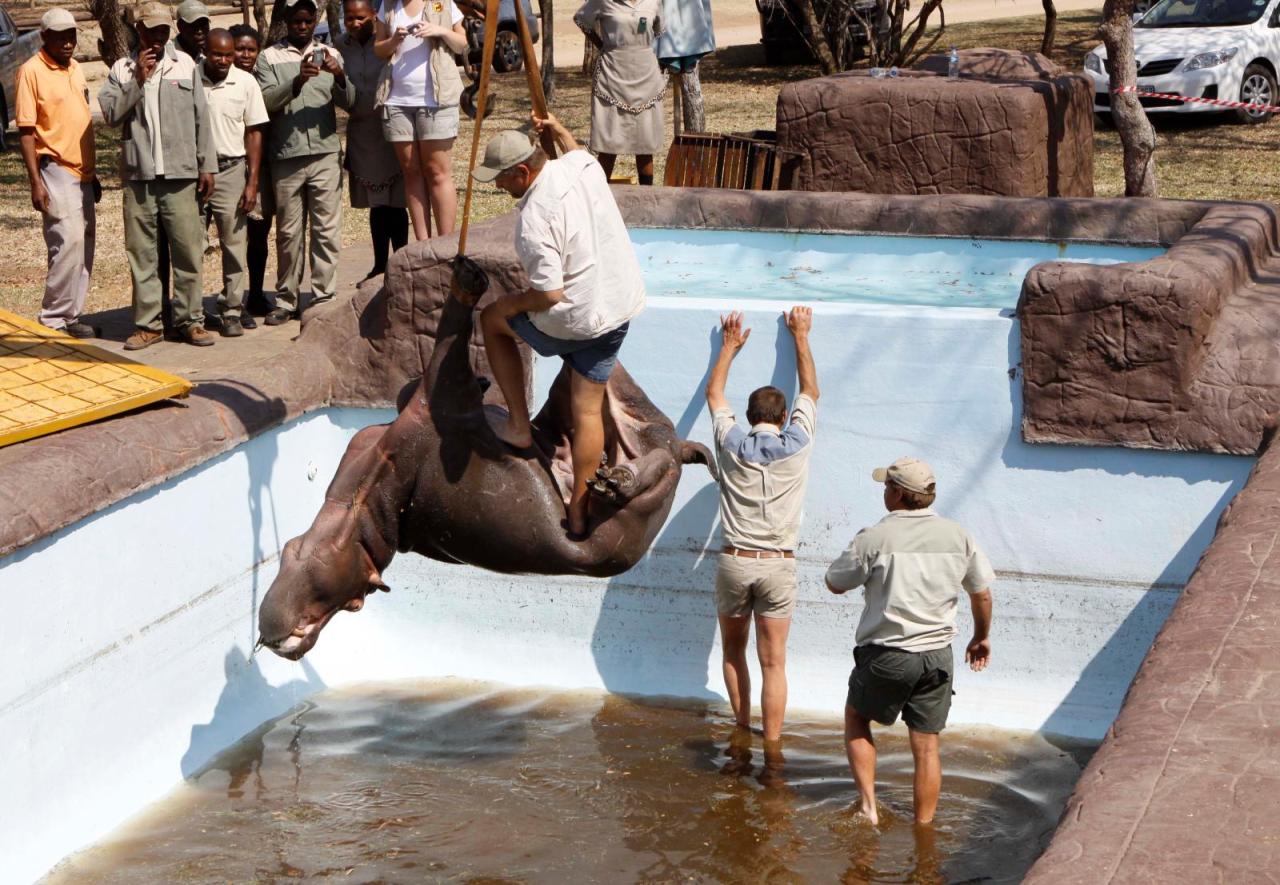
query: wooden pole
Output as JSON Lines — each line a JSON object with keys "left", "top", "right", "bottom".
{"left": 457, "top": 0, "right": 502, "bottom": 257}
{"left": 512, "top": 0, "right": 557, "bottom": 158}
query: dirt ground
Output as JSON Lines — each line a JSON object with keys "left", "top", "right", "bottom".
{"left": 3, "top": 7, "right": 1280, "bottom": 321}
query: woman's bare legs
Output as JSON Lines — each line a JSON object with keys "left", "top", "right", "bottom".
{"left": 597, "top": 152, "right": 617, "bottom": 179}
{"left": 392, "top": 140, "right": 431, "bottom": 240}
{"left": 418, "top": 136, "right": 457, "bottom": 235}
{"left": 637, "top": 153, "right": 654, "bottom": 185}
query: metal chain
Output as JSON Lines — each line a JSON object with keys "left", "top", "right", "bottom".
{"left": 590, "top": 55, "right": 668, "bottom": 114}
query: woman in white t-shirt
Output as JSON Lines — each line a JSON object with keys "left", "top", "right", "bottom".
{"left": 374, "top": 0, "right": 467, "bottom": 239}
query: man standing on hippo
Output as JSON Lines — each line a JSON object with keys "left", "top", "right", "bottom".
{"left": 471, "top": 113, "right": 645, "bottom": 540}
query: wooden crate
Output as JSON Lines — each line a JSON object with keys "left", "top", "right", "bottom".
{"left": 663, "top": 133, "right": 784, "bottom": 191}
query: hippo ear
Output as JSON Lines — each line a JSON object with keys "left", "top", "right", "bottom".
{"left": 369, "top": 570, "right": 391, "bottom": 593}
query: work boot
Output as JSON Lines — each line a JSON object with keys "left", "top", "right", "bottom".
{"left": 220, "top": 316, "right": 244, "bottom": 338}
{"left": 183, "top": 324, "right": 215, "bottom": 347}
{"left": 239, "top": 313, "right": 257, "bottom": 330}
{"left": 62, "top": 321, "right": 96, "bottom": 339}
{"left": 123, "top": 328, "right": 163, "bottom": 351}
{"left": 264, "top": 307, "right": 295, "bottom": 326}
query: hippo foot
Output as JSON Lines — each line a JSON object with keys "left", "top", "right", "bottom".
{"left": 590, "top": 463, "right": 639, "bottom": 504}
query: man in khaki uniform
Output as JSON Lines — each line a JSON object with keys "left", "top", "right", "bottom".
{"left": 15, "top": 8, "right": 99, "bottom": 338}
{"left": 704, "top": 306, "right": 820, "bottom": 745}
{"left": 99, "top": 1, "right": 217, "bottom": 349}
{"left": 825, "top": 458, "right": 995, "bottom": 826}
{"left": 201, "top": 28, "right": 268, "bottom": 336}
{"left": 255, "top": 0, "right": 355, "bottom": 324}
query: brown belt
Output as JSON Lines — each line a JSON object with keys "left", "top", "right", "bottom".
{"left": 722, "top": 546, "right": 794, "bottom": 560}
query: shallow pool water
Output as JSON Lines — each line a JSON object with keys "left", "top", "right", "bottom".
{"left": 44, "top": 680, "right": 1094, "bottom": 884}
{"left": 630, "top": 228, "right": 1165, "bottom": 309}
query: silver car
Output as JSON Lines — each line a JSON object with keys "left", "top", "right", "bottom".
{"left": 0, "top": 4, "right": 43, "bottom": 149}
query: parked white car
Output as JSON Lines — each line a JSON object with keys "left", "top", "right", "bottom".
{"left": 1083, "top": 0, "right": 1280, "bottom": 123}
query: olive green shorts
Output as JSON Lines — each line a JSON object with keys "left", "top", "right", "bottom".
{"left": 846, "top": 644, "right": 954, "bottom": 734}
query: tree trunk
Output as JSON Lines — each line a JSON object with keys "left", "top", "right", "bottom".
{"left": 242, "top": 0, "right": 251, "bottom": 26}
{"left": 794, "top": 0, "right": 838, "bottom": 75}
{"left": 254, "top": 0, "right": 269, "bottom": 35}
{"left": 325, "top": 0, "right": 342, "bottom": 42}
{"left": 89, "top": 0, "right": 133, "bottom": 67}
{"left": 267, "top": 0, "right": 289, "bottom": 44}
{"left": 540, "top": 0, "right": 555, "bottom": 104}
{"left": 1041, "top": 0, "right": 1058, "bottom": 57}
{"left": 1100, "top": 0, "right": 1158, "bottom": 195}
{"left": 680, "top": 65, "right": 706, "bottom": 132}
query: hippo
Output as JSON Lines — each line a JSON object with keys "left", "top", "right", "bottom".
{"left": 257, "top": 292, "right": 715, "bottom": 659}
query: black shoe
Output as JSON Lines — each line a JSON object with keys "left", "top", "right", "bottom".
{"left": 62, "top": 321, "right": 96, "bottom": 339}
{"left": 239, "top": 314, "right": 257, "bottom": 330}
{"left": 220, "top": 316, "right": 244, "bottom": 337}
{"left": 264, "top": 308, "right": 296, "bottom": 326}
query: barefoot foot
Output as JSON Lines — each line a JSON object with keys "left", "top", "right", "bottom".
{"left": 486, "top": 411, "right": 533, "bottom": 450}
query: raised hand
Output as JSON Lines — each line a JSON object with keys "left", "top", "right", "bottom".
{"left": 785, "top": 305, "right": 812, "bottom": 338}
{"left": 135, "top": 46, "right": 159, "bottom": 84}
{"left": 720, "top": 311, "right": 751, "bottom": 353}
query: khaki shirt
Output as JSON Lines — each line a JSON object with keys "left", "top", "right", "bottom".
{"left": 514, "top": 150, "right": 645, "bottom": 340}
{"left": 255, "top": 40, "right": 355, "bottom": 161}
{"left": 826, "top": 509, "right": 996, "bottom": 653}
{"left": 711, "top": 393, "right": 817, "bottom": 552}
{"left": 99, "top": 43, "right": 216, "bottom": 181}
{"left": 14, "top": 50, "right": 95, "bottom": 180}
{"left": 202, "top": 65, "right": 269, "bottom": 159}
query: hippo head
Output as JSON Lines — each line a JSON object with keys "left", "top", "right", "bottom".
{"left": 256, "top": 520, "right": 390, "bottom": 660}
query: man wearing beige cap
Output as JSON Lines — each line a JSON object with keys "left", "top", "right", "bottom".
{"left": 173, "top": 0, "right": 211, "bottom": 60}
{"left": 16, "top": 7, "right": 99, "bottom": 338}
{"left": 704, "top": 307, "right": 819, "bottom": 745}
{"left": 99, "top": 0, "right": 217, "bottom": 349}
{"left": 825, "top": 458, "right": 995, "bottom": 826}
{"left": 467, "top": 114, "right": 645, "bottom": 540}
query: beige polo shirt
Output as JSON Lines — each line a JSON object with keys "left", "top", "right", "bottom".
{"left": 202, "top": 65, "right": 269, "bottom": 160}
{"left": 711, "top": 393, "right": 817, "bottom": 552}
{"left": 514, "top": 149, "right": 645, "bottom": 341}
{"left": 826, "top": 509, "right": 995, "bottom": 653}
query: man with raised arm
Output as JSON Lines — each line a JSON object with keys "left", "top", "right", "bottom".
{"left": 704, "top": 307, "right": 820, "bottom": 745}
{"left": 825, "top": 458, "right": 995, "bottom": 826}
{"left": 470, "top": 113, "right": 645, "bottom": 540}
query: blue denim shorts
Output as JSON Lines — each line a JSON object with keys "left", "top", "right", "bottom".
{"left": 507, "top": 313, "right": 629, "bottom": 384}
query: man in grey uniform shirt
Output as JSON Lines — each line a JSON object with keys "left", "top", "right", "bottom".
{"left": 825, "top": 457, "right": 995, "bottom": 825}
{"left": 705, "top": 307, "right": 819, "bottom": 744}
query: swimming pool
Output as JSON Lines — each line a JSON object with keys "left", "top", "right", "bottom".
{"left": 629, "top": 228, "right": 1165, "bottom": 309}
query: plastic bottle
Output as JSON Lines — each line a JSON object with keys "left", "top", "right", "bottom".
{"left": 948, "top": 46, "right": 960, "bottom": 79}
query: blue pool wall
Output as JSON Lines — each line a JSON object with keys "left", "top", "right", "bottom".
{"left": 1, "top": 240, "right": 1253, "bottom": 883}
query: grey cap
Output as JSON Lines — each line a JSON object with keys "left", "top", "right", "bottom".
{"left": 134, "top": 1, "right": 173, "bottom": 28}
{"left": 471, "top": 130, "right": 536, "bottom": 183}
{"left": 40, "top": 8, "right": 78, "bottom": 32}
{"left": 176, "top": 0, "right": 210, "bottom": 22}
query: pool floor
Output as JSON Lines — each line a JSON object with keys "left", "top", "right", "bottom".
{"left": 630, "top": 228, "right": 1165, "bottom": 309}
{"left": 42, "top": 680, "right": 1096, "bottom": 884}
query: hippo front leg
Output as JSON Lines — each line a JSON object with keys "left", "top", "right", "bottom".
{"left": 589, "top": 448, "right": 677, "bottom": 505}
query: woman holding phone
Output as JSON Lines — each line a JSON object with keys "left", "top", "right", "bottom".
{"left": 374, "top": 0, "right": 467, "bottom": 240}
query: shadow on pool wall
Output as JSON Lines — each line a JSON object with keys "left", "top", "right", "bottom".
{"left": 7, "top": 188, "right": 1280, "bottom": 884}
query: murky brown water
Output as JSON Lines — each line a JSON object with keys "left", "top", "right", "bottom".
{"left": 44, "top": 680, "right": 1093, "bottom": 884}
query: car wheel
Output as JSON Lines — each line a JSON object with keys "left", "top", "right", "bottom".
{"left": 1235, "top": 63, "right": 1276, "bottom": 124}
{"left": 493, "top": 29, "right": 523, "bottom": 73}
{"left": 0, "top": 87, "right": 8, "bottom": 152}
{"left": 1093, "top": 111, "right": 1114, "bottom": 130}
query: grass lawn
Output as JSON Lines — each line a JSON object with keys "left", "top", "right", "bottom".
{"left": 2, "top": 8, "right": 1278, "bottom": 320}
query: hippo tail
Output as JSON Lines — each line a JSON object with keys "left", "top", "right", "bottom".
{"left": 681, "top": 441, "right": 718, "bottom": 482}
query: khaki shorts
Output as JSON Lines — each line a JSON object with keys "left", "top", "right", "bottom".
{"left": 847, "top": 644, "right": 954, "bottom": 734}
{"left": 714, "top": 553, "right": 797, "bottom": 619}
{"left": 382, "top": 104, "right": 460, "bottom": 142}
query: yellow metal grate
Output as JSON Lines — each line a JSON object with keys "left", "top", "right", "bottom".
{"left": 0, "top": 310, "right": 193, "bottom": 449}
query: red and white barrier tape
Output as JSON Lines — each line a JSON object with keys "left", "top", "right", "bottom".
{"left": 1112, "top": 84, "right": 1280, "bottom": 114}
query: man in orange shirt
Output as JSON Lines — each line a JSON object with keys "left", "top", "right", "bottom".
{"left": 16, "top": 8, "right": 99, "bottom": 338}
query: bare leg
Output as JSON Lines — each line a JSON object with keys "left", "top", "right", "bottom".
{"left": 597, "top": 152, "right": 617, "bottom": 179}
{"left": 567, "top": 370, "right": 607, "bottom": 536}
{"left": 718, "top": 613, "right": 752, "bottom": 729}
{"left": 908, "top": 728, "right": 942, "bottom": 824}
{"left": 392, "top": 140, "right": 431, "bottom": 241}
{"left": 479, "top": 304, "right": 533, "bottom": 447}
{"left": 636, "top": 153, "right": 654, "bottom": 185}
{"left": 419, "top": 137, "right": 458, "bottom": 236}
{"left": 754, "top": 614, "right": 791, "bottom": 742}
{"left": 845, "top": 705, "right": 878, "bottom": 825}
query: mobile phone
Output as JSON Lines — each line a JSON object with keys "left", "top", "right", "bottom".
{"left": 312, "top": 47, "right": 325, "bottom": 66}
